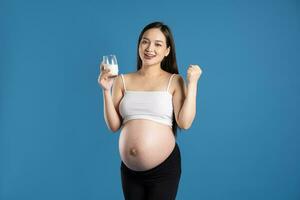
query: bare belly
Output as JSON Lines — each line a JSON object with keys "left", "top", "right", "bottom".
{"left": 119, "top": 119, "right": 176, "bottom": 171}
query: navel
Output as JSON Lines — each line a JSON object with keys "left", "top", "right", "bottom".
{"left": 129, "top": 148, "right": 138, "bottom": 156}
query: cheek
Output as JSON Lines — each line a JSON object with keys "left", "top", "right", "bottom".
{"left": 139, "top": 45, "right": 143, "bottom": 52}
{"left": 157, "top": 49, "right": 166, "bottom": 57}
{"left": 138, "top": 46, "right": 144, "bottom": 58}
{"left": 139, "top": 44, "right": 146, "bottom": 53}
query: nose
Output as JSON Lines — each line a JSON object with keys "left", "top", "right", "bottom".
{"left": 146, "top": 42, "right": 154, "bottom": 52}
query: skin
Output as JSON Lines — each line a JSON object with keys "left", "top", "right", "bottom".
{"left": 98, "top": 28, "right": 203, "bottom": 171}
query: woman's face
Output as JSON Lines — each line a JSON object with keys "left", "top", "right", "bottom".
{"left": 138, "top": 28, "right": 170, "bottom": 67}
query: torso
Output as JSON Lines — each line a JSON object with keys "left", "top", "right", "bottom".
{"left": 118, "top": 72, "right": 176, "bottom": 171}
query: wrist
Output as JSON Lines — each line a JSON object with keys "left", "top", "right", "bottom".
{"left": 187, "top": 80, "right": 198, "bottom": 87}
{"left": 102, "top": 89, "right": 111, "bottom": 94}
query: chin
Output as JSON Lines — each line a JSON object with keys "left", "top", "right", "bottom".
{"left": 142, "top": 59, "right": 162, "bottom": 66}
{"left": 143, "top": 62, "right": 159, "bottom": 67}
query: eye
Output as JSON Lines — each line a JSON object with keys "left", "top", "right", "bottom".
{"left": 155, "top": 43, "right": 162, "bottom": 47}
{"left": 141, "top": 40, "right": 148, "bottom": 44}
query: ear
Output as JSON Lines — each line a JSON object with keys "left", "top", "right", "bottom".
{"left": 165, "top": 46, "right": 170, "bottom": 57}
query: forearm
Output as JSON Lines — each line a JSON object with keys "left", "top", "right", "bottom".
{"left": 102, "top": 89, "right": 121, "bottom": 132}
{"left": 178, "top": 82, "right": 198, "bottom": 129}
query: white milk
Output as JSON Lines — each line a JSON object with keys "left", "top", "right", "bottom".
{"left": 103, "top": 64, "right": 119, "bottom": 76}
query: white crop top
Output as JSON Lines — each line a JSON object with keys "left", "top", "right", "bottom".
{"left": 119, "top": 73, "right": 176, "bottom": 128}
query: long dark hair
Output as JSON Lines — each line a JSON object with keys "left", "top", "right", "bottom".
{"left": 136, "top": 21, "right": 181, "bottom": 137}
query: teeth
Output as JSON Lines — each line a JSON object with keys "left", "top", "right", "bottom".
{"left": 145, "top": 53, "right": 155, "bottom": 57}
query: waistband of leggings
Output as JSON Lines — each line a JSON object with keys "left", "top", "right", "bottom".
{"left": 122, "top": 142, "right": 179, "bottom": 175}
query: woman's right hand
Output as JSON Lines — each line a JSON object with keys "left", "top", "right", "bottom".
{"left": 98, "top": 62, "right": 117, "bottom": 91}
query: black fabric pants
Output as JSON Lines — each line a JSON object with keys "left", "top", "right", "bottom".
{"left": 120, "top": 143, "right": 181, "bottom": 200}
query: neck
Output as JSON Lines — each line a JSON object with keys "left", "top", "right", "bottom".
{"left": 138, "top": 64, "right": 164, "bottom": 77}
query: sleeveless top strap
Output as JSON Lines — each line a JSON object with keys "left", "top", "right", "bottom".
{"left": 120, "top": 74, "right": 127, "bottom": 92}
{"left": 166, "top": 74, "right": 176, "bottom": 92}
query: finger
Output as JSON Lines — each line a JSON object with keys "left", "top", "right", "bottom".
{"left": 102, "top": 73, "right": 110, "bottom": 79}
{"left": 99, "top": 71, "right": 109, "bottom": 78}
{"left": 107, "top": 74, "right": 118, "bottom": 79}
{"left": 101, "top": 69, "right": 111, "bottom": 75}
{"left": 98, "top": 75, "right": 103, "bottom": 81}
{"left": 190, "top": 65, "right": 196, "bottom": 69}
{"left": 100, "top": 61, "right": 105, "bottom": 68}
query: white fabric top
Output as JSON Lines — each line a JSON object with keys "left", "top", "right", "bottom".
{"left": 119, "top": 73, "right": 176, "bottom": 128}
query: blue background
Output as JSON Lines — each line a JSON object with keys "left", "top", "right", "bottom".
{"left": 1, "top": 0, "right": 300, "bottom": 199}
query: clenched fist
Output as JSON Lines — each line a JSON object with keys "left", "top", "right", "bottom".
{"left": 187, "top": 64, "right": 202, "bottom": 84}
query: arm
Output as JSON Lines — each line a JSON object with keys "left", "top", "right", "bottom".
{"left": 177, "top": 80, "right": 197, "bottom": 129}
{"left": 173, "top": 65, "right": 202, "bottom": 130}
{"left": 172, "top": 75, "right": 198, "bottom": 129}
{"left": 102, "top": 75, "right": 123, "bottom": 132}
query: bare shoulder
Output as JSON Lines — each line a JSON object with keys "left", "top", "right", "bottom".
{"left": 114, "top": 72, "right": 135, "bottom": 92}
{"left": 170, "top": 74, "right": 185, "bottom": 94}
{"left": 173, "top": 73, "right": 184, "bottom": 83}
{"left": 121, "top": 72, "right": 137, "bottom": 80}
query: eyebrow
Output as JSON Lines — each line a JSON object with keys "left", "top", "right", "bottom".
{"left": 142, "top": 37, "right": 164, "bottom": 43}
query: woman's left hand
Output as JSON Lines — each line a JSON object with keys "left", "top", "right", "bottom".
{"left": 187, "top": 64, "right": 202, "bottom": 84}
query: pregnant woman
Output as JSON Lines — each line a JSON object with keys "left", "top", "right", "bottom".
{"left": 98, "top": 21, "right": 202, "bottom": 200}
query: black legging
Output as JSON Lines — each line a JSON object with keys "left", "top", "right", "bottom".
{"left": 120, "top": 143, "right": 181, "bottom": 200}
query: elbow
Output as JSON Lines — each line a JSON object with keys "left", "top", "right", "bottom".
{"left": 108, "top": 125, "right": 120, "bottom": 133}
{"left": 108, "top": 120, "right": 123, "bottom": 133}
{"left": 181, "top": 124, "right": 191, "bottom": 130}
{"left": 179, "top": 119, "right": 194, "bottom": 130}
{"left": 178, "top": 122, "right": 191, "bottom": 130}
{"left": 104, "top": 118, "right": 122, "bottom": 133}
{"left": 177, "top": 111, "right": 195, "bottom": 130}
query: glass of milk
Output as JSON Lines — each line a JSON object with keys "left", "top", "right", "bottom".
{"left": 102, "top": 54, "right": 119, "bottom": 77}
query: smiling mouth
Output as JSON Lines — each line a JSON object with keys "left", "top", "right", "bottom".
{"left": 144, "top": 53, "right": 156, "bottom": 59}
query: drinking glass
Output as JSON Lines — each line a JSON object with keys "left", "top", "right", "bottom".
{"left": 102, "top": 54, "right": 119, "bottom": 76}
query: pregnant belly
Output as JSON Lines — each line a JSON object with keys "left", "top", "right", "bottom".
{"left": 119, "top": 119, "right": 176, "bottom": 171}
